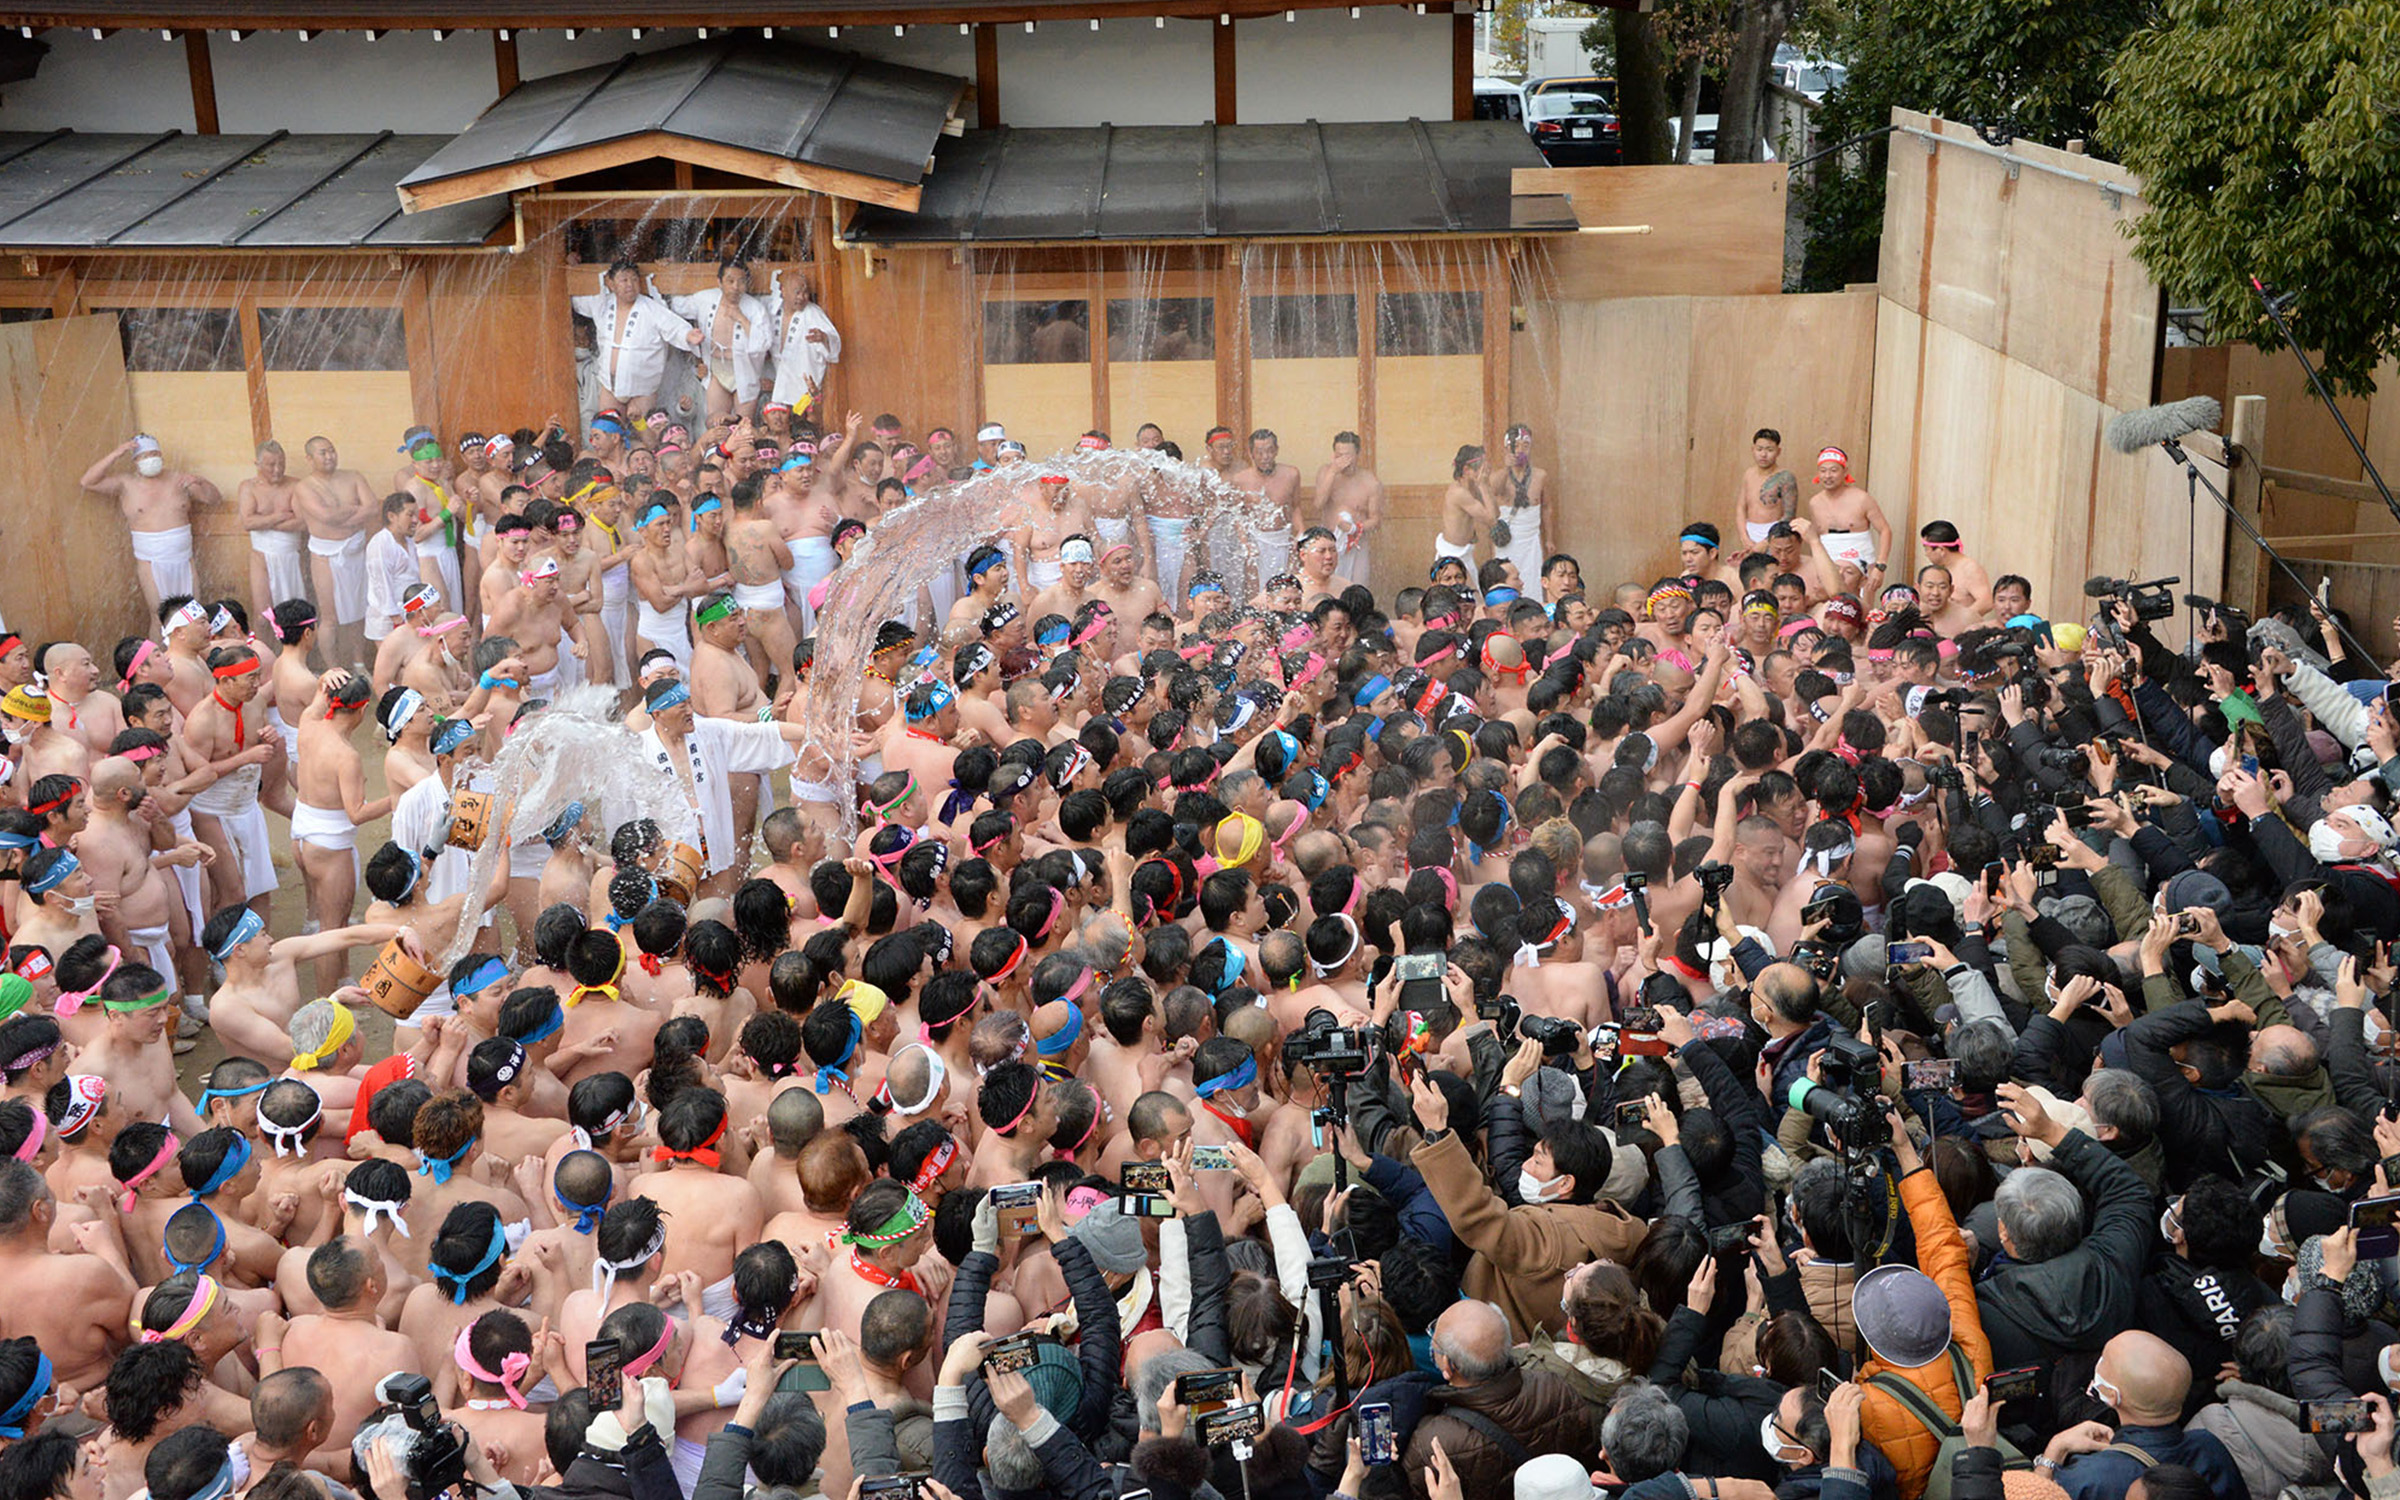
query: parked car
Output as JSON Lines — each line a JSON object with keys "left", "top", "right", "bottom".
{"left": 1774, "top": 55, "right": 1847, "bottom": 100}
{"left": 1472, "top": 77, "right": 1525, "bottom": 124}
{"left": 1526, "top": 88, "right": 1620, "bottom": 166}
{"left": 1669, "top": 114, "right": 1778, "bottom": 165}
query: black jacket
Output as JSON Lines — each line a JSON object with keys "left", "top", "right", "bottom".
{"left": 942, "top": 1234, "right": 1124, "bottom": 1446}
{"left": 1647, "top": 1306, "right": 1783, "bottom": 1481}
{"left": 1679, "top": 1033, "right": 1768, "bottom": 1226}
{"left": 537, "top": 1424, "right": 679, "bottom": 1500}
{"left": 1973, "top": 1130, "right": 2154, "bottom": 1370}
{"left": 2122, "top": 999, "right": 2277, "bottom": 1189}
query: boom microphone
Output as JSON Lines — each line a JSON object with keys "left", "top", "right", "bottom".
{"left": 2105, "top": 395, "right": 2224, "bottom": 455}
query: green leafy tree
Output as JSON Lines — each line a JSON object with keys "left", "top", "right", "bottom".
{"left": 1796, "top": 0, "right": 2155, "bottom": 289}
{"left": 2104, "top": 0, "right": 2400, "bottom": 394}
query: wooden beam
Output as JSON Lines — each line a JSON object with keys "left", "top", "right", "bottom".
{"left": 182, "top": 28, "right": 216, "bottom": 135}
{"left": 1213, "top": 16, "right": 1235, "bottom": 125}
{"left": 973, "top": 22, "right": 998, "bottom": 129}
{"left": 12, "top": 0, "right": 1633, "bottom": 31}
{"left": 2261, "top": 464, "right": 2390, "bottom": 507}
{"left": 394, "top": 130, "right": 925, "bottom": 214}
{"left": 1451, "top": 10, "right": 1471, "bottom": 122}
{"left": 491, "top": 27, "right": 517, "bottom": 92}
{"left": 2226, "top": 393, "right": 2267, "bottom": 618}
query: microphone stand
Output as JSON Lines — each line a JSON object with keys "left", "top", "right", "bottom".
{"left": 2251, "top": 278, "right": 2400, "bottom": 529}
{"left": 2158, "top": 434, "right": 2382, "bottom": 666}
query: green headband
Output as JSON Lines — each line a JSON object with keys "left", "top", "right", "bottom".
{"left": 842, "top": 1191, "right": 928, "bottom": 1246}
{"left": 103, "top": 984, "right": 172, "bottom": 1014}
{"left": 872, "top": 774, "right": 918, "bottom": 817}
{"left": 695, "top": 597, "right": 739, "bottom": 627}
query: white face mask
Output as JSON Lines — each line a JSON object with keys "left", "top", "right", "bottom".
{"left": 0, "top": 722, "right": 26, "bottom": 747}
{"left": 1760, "top": 1414, "right": 1808, "bottom": 1465}
{"left": 2269, "top": 918, "right": 2299, "bottom": 942}
{"left": 59, "top": 894, "right": 93, "bottom": 918}
{"left": 2283, "top": 1272, "right": 2303, "bottom": 1305}
{"left": 1518, "top": 1168, "right": 1568, "bottom": 1204}
{"left": 134, "top": 455, "right": 164, "bottom": 478}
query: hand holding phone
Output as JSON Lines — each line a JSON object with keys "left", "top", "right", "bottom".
{"left": 584, "top": 1338, "right": 622, "bottom": 1413}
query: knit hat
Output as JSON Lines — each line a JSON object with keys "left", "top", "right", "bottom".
{"left": 1853, "top": 1264, "right": 1953, "bottom": 1367}
{"left": 1068, "top": 1199, "right": 1148, "bottom": 1274}
{"left": 2160, "top": 870, "right": 2233, "bottom": 916}
{"left": 2297, "top": 1234, "right": 2384, "bottom": 1327}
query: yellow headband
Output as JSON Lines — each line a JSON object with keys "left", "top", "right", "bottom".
{"left": 839, "top": 979, "right": 890, "bottom": 1025}
{"left": 1215, "top": 813, "right": 1265, "bottom": 868}
{"left": 291, "top": 1003, "right": 356, "bottom": 1070}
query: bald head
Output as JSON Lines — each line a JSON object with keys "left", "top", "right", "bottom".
{"left": 92, "top": 756, "right": 140, "bottom": 801}
{"left": 1431, "top": 1300, "right": 1512, "bottom": 1383}
{"left": 1291, "top": 831, "right": 1344, "bottom": 879}
{"left": 2097, "top": 1329, "right": 2189, "bottom": 1423}
{"left": 883, "top": 1047, "right": 943, "bottom": 1119}
{"left": 767, "top": 1086, "right": 824, "bottom": 1155}
{"left": 251, "top": 1367, "right": 332, "bottom": 1450}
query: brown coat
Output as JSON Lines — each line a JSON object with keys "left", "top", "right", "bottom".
{"left": 1411, "top": 1129, "right": 1647, "bottom": 1340}
{"left": 1403, "top": 1363, "right": 1605, "bottom": 1500}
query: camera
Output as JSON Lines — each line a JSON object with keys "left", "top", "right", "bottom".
{"left": 1390, "top": 952, "right": 1446, "bottom": 985}
{"left": 2086, "top": 574, "right": 2180, "bottom": 624}
{"left": 1282, "top": 1009, "right": 1374, "bottom": 1078}
{"left": 1477, "top": 994, "right": 1522, "bottom": 1046}
{"left": 1694, "top": 861, "right": 1737, "bottom": 898}
{"left": 1803, "top": 1032, "right": 1890, "bottom": 1153}
{"left": 385, "top": 1373, "right": 471, "bottom": 1500}
{"left": 1924, "top": 762, "right": 1965, "bottom": 792}
{"left": 1790, "top": 941, "right": 1840, "bottom": 982}
{"left": 1816, "top": 1031, "right": 1880, "bottom": 1091}
{"left": 1518, "top": 1013, "right": 1581, "bottom": 1058}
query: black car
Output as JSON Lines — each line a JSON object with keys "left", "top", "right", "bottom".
{"left": 1526, "top": 90, "right": 1621, "bottom": 167}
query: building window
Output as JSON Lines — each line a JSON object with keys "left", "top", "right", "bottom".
{"left": 1107, "top": 297, "right": 1214, "bottom": 362}
{"left": 561, "top": 212, "right": 811, "bottom": 266}
{"left": 1376, "top": 291, "right": 1482, "bottom": 357}
{"left": 115, "top": 307, "right": 241, "bottom": 373}
{"left": 984, "top": 301, "right": 1091, "bottom": 364}
{"left": 259, "top": 306, "right": 409, "bottom": 372}
{"left": 0, "top": 308, "right": 51, "bottom": 325}
{"left": 1249, "top": 295, "right": 1358, "bottom": 359}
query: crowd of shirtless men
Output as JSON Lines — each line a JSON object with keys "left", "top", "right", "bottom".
{"left": 0, "top": 385, "right": 2046, "bottom": 1500}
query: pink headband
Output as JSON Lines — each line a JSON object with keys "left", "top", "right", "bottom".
{"left": 1777, "top": 619, "right": 1816, "bottom": 640}
{"left": 1429, "top": 865, "right": 1459, "bottom": 911}
{"left": 117, "top": 641, "right": 157, "bottom": 691}
{"left": 1061, "top": 966, "right": 1094, "bottom": 1004}
{"left": 453, "top": 1327, "right": 532, "bottom": 1409}
{"left": 1038, "top": 887, "right": 1065, "bottom": 939}
{"left": 1417, "top": 643, "right": 1457, "bottom": 667}
{"left": 999, "top": 1082, "right": 1040, "bottom": 1135}
{"left": 1341, "top": 872, "right": 1363, "bottom": 916}
{"left": 1070, "top": 610, "right": 1112, "bottom": 647}
{"left": 1866, "top": 648, "right": 1896, "bottom": 662}
{"left": 1099, "top": 542, "right": 1134, "bottom": 562}
{"left": 55, "top": 946, "right": 121, "bottom": 1017}
{"left": 118, "top": 1130, "right": 180, "bottom": 1212}
{"left": 12, "top": 1106, "right": 43, "bottom": 1162}
{"left": 1289, "top": 652, "right": 1328, "bottom": 690}
{"left": 1923, "top": 539, "right": 1961, "bottom": 550}
{"left": 1280, "top": 625, "right": 1315, "bottom": 654}
{"left": 622, "top": 1317, "right": 678, "bottom": 1378}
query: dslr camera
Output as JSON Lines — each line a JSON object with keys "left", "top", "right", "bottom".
{"left": 1694, "top": 862, "right": 1737, "bottom": 898}
{"left": 1801, "top": 1031, "right": 1890, "bottom": 1153}
{"left": 1517, "top": 1012, "right": 1582, "bottom": 1058}
{"left": 385, "top": 1373, "right": 471, "bottom": 1500}
{"left": 1282, "top": 1009, "right": 1374, "bottom": 1079}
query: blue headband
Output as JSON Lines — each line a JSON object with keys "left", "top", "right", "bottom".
{"left": 388, "top": 847, "right": 424, "bottom": 903}
{"left": 25, "top": 852, "right": 77, "bottom": 896}
{"left": 431, "top": 718, "right": 477, "bottom": 756}
{"left": 1036, "top": 1002, "right": 1084, "bottom": 1057}
{"left": 906, "top": 683, "right": 956, "bottom": 721}
{"left": 967, "top": 551, "right": 1006, "bottom": 578}
{"left": 648, "top": 681, "right": 691, "bottom": 712}
{"left": 816, "top": 1011, "right": 863, "bottom": 1094}
{"left": 556, "top": 1181, "right": 609, "bottom": 1234}
{"left": 1189, "top": 579, "right": 1219, "bottom": 599}
{"left": 639, "top": 502, "right": 673, "bottom": 528}
{"left": 1353, "top": 675, "right": 1392, "bottom": 709}
{"left": 689, "top": 495, "right": 722, "bottom": 531}
{"left": 0, "top": 831, "right": 37, "bottom": 851}
{"left": 433, "top": 1215, "right": 509, "bottom": 1304}
{"left": 543, "top": 801, "right": 587, "bottom": 844}
{"left": 188, "top": 1137, "right": 251, "bottom": 1199}
{"left": 166, "top": 1204, "right": 227, "bottom": 1275}
{"left": 512, "top": 1001, "right": 565, "bottom": 1047}
{"left": 1485, "top": 587, "right": 1520, "bottom": 606}
{"left": 591, "top": 415, "right": 629, "bottom": 436}
{"left": 0, "top": 1350, "right": 51, "bottom": 1437}
{"left": 458, "top": 957, "right": 511, "bottom": 1000}
{"left": 1297, "top": 769, "right": 1329, "bottom": 812}
{"left": 210, "top": 908, "right": 266, "bottom": 961}
{"left": 1195, "top": 1053, "right": 1259, "bottom": 1098}
{"left": 418, "top": 1134, "right": 476, "bottom": 1187}
{"left": 197, "top": 1076, "right": 272, "bottom": 1112}
{"left": 1206, "top": 940, "right": 1248, "bottom": 994}
{"left": 1679, "top": 532, "right": 1716, "bottom": 548}
{"left": 1035, "top": 620, "right": 1070, "bottom": 646}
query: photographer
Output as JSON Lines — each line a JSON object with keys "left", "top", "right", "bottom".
{"left": 940, "top": 1182, "right": 1126, "bottom": 1455}
{"left": 926, "top": 1332, "right": 1112, "bottom": 1500}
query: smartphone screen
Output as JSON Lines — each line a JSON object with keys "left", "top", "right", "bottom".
{"left": 1359, "top": 1402, "right": 1398, "bottom": 1465}
{"left": 584, "top": 1338, "right": 622, "bottom": 1412}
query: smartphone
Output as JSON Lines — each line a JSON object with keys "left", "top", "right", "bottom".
{"left": 1616, "top": 1098, "right": 1654, "bottom": 1131}
{"left": 2350, "top": 1194, "right": 2400, "bottom": 1232}
{"left": 584, "top": 1338, "right": 622, "bottom": 1412}
{"left": 1903, "top": 1058, "right": 1958, "bottom": 1092}
{"left": 1590, "top": 1025, "right": 1621, "bottom": 1064}
{"left": 1887, "top": 941, "right": 1932, "bottom": 966}
{"left": 1191, "top": 1144, "right": 1233, "bottom": 1171}
{"left": 2380, "top": 1152, "right": 2400, "bottom": 1187}
{"left": 1815, "top": 1368, "right": 1842, "bottom": 1401}
{"left": 2062, "top": 804, "right": 2101, "bottom": 829}
{"left": 1359, "top": 1401, "right": 1399, "bottom": 1465}
{"left": 2177, "top": 913, "right": 2204, "bottom": 938}
{"left": 1122, "top": 1161, "right": 1170, "bottom": 1193}
{"left": 2026, "top": 843, "right": 2062, "bottom": 871}
{"left": 1981, "top": 861, "right": 2004, "bottom": 894}
{"left": 983, "top": 1334, "right": 1042, "bottom": 1375}
{"left": 2318, "top": 575, "right": 2334, "bottom": 607}
{"left": 990, "top": 1181, "right": 1042, "bottom": 1235}
{"left": 1801, "top": 895, "right": 1840, "bottom": 927}
{"left": 1707, "top": 1221, "right": 1755, "bottom": 1252}
{"left": 2306, "top": 1398, "right": 2375, "bottom": 1435}
{"left": 1122, "top": 1192, "right": 1177, "bottom": 1218}
{"left": 2241, "top": 753, "right": 2260, "bottom": 777}
{"left": 858, "top": 1479, "right": 920, "bottom": 1500}
{"left": 1194, "top": 1402, "right": 1266, "bottom": 1446}
{"left": 1175, "top": 1367, "right": 1242, "bottom": 1409}
{"left": 1984, "top": 1367, "right": 2040, "bottom": 1403}
{"left": 773, "top": 1331, "right": 819, "bottom": 1363}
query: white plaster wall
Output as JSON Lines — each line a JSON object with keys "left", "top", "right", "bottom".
{"left": 0, "top": 29, "right": 196, "bottom": 133}
{"left": 1236, "top": 6, "right": 1450, "bottom": 123}
{"left": 994, "top": 18, "right": 1215, "bottom": 126}
{"left": 210, "top": 30, "right": 499, "bottom": 134}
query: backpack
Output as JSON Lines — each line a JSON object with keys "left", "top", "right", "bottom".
{"left": 1866, "top": 1348, "right": 2033, "bottom": 1500}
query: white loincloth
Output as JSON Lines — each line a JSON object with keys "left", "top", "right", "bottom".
{"left": 250, "top": 529, "right": 308, "bottom": 603}
{"left": 129, "top": 527, "right": 196, "bottom": 600}
{"left": 307, "top": 532, "right": 371, "bottom": 625}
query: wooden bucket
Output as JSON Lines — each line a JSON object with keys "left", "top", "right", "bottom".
{"left": 658, "top": 840, "right": 704, "bottom": 904}
{"left": 445, "top": 790, "right": 493, "bottom": 850}
{"left": 361, "top": 936, "right": 441, "bottom": 1020}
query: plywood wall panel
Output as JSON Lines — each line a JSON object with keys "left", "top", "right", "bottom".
{"left": 0, "top": 314, "right": 148, "bottom": 648}
{"left": 1515, "top": 164, "right": 1787, "bottom": 301}
{"left": 1681, "top": 291, "right": 1878, "bottom": 532}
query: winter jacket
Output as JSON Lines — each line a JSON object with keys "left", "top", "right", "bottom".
{"left": 1858, "top": 1166, "right": 1993, "bottom": 1500}
{"left": 930, "top": 1388, "right": 1116, "bottom": 1500}
{"left": 539, "top": 1422, "right": 680, "bottom": 1500}
{"left": 1410, "top": 1128, "right": 1646, "bottom": 1340}
{"left": 1400, "top": 1362, "right": 1603, "bottom": 1500}
{"left": 1972, "top": 1129, "right": 2152, "bottom": 1370}
{"left": 2123, "top": 998, "right": 2279, "bottom": 1189}
{"left": 2137, "top": 1258, "right": 2276, "bottom": 1410}
{"left": 1648, "top": 1305, "right": 1783, "bottom": 1481}
{"left": 942, "top": 1234, "right": 1123, "bottom": 1446}
{"left": 2191, "top": 1379, "right": 2336, "bottom": 1500}
{"left": 1678, "top": 1034, "right": 1768, "bottom": 1226}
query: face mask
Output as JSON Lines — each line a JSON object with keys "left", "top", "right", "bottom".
{"left": 60, "top": 895, "right": 94, "bottom": 919}
{"left": 1759, "top": 1415, "right": 1808, "bottom": 1465}
{"left": 2086, "top": 1374, "right": 2121, "bottom": 1411}
{"left": 2262, "top": 1224, "right": 2288, "bottom": 1259}
{"left": 0, "top": 722, "right": 25, "bottom": 747}
{"left": 2269, "top": 918, "right": 2299, "bottom": 942}
{"left": 1518, "top": 1169, "right": 1568, "bottom": 1204}
{"left": 135, "top": 455, "right": 165, "bottom": 478}
{"left": 2283, "top": 1272, "right": 2303, "bottom": 1305}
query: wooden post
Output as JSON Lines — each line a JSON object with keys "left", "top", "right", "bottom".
{"left": 1452, "top": 12, "right": 1473, "bottom": 121}
{"left": 1214, "top": 19, "right": 1237, "bottom": 125}
{"left": 493, "top": 30, "right": 519, "bottom": 93}
{"left": 2228, "top": 392, "right": 2269, "bottom": 617}
{"left": 184, "top": 30, "right": 218, "bottom": 135}
{"left": 974, "top": 25, "right": 999, "bottom": 129}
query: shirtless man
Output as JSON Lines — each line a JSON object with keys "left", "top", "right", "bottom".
{"left": 1917, "top": 520, "right": 1994, "bottom": 622}
{"left": 78, "top": 756, "right": 209, "bottom": 1012}
{"left": 1013, "top": 476, "right": 1095, "bottom": 601}
{"left": 630, "top": 499, "right": 716, "bottom": 673}
{"left": 293, "top": 672, "right": 393, "bottom": 991}
{"left": 82, "top": 963, "right": 201, "bottom": 1136}
{"left": 375, "top": 586, "right": 473, "bottom": 708}
{"left": 296, "top": 437, "right": 380, "bottom": 667}
{"left": 689, "top": 493, "right": 734, "bottom": 589}
{"left": 1435, "top": 446, "right": 1497, "bottom": 585}
{"left": 1916, "top": 564, "right": 1983, "bottom": 638}
{"left": 39, "top": 641, "right": 126, "bottom": 760}
{"left": 486, "top": 557, "right": 589, "bottom": 696}
{"left": 1730, "top": 427, "right": 1792, "bottom": 557}
{"left": 1229, "top": 429, "right": 1304, "bottom": 590}
{"left": 393, "top": 432, "right": 471, "bottom": 614}
{"left": 239, "top": 441, "right": 312, "bottom": 622}
{"left": 642, "top": 1092, "right": 765, "bottom": 1321}
{"left": 1293, "top": 528, "right": 1343, "bottom": 608}
{"left": 478, "top": 514, "right": 535, "bottom": 625}
{"left": 182, "top": 647, "right": 280, "bottom": 918}
{"left": 1314, "top": 432, "right": 1385, "bottom": 586}
{"left": 279, "top": 1238, "right": 427, "bottom": 1465}
{"left": 690, "top": 592, "right": 770, "bottom": 884}
{"left": 206, "top": 903, "right": 406, "bottom": 1062}
{"left": 724, "top": 478, "right": 795, "bottom": 687}
{"left": 1807, "top": 444, "right": 1891, "bottom": 578}
{"left": 80, "top": 433, "right": 222, "bottom": 616}
{"left": 1087, "top": 540, "right": 1163, "bottom": 638}
{"left": 0, "top": 1160, "right": 137, "bottom": 1394}
{"left": 1027, "top": 535, "right": 1098, "bottom": 625}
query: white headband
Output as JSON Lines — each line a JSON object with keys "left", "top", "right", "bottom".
{"left": 344, "top": 1189, "right": 411, "bottom": 1238}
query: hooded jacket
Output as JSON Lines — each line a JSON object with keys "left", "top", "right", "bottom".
{"left": 2136, "top": 1258, "right": 2276, "bottom": 1403}
{"left": 1410, "top": 1128, "right": 1646, "bottom": 1340}
{"left": 2190, "top": 1379, "right": 2336, "bottom": 1500}
{"left": 1401, "top": 1362, "right": 1603, "bottom": 1500}
{"left": 1971, "top": 1129, "right": 2152, "bottom": 1370}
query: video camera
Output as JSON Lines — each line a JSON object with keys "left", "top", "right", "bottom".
{"left": 1282, "top": 1010, "right": 1375, "bottom": 1079}
{"left": 2184, "top": 592, "right": 2251, "bottom": 630}
{"left": 1800, "top": 1032, "right": 1890, "bottom": 1153}
{"left": 1694, "top": 862, "right": 1737, "bottom": 899}
{"left": 2084, "top": 574, "right": 2180, "bottom": 626}
{"left": 385, "top": 1373, "right": 472, "bottom": 1500}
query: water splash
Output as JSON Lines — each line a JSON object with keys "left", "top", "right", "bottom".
{"left": 798, "top": 447, "right": 1281, "bottom": 835}
{"left": 442, "top": 681, "right": 701, "bottom": 968}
